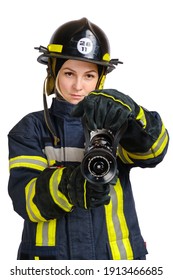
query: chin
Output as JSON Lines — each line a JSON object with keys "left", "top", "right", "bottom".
{"left": 71, "top": 97, "right": 85, "bottom": 104}
{"left": 70, "top": 100, "right": 81, "bottom": 105}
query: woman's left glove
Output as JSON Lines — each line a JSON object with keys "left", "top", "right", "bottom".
{"left": 72, "top": 89, "right": 140, "bottom": 134}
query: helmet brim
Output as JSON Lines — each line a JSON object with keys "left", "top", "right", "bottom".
{"left": 37, "top": 53, "right": 120, "bottom": 73}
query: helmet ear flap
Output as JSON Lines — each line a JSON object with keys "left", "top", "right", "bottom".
{"left": 46, "top": 71, "right": 55, "bottom": 95}
{"left": 45, "top": 58, "right": 56, "bottom": 95}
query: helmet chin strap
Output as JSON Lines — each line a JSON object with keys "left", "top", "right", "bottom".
{"left": 55, "top": 73, "right": 65, "bottom": 100}
{"left": 43, "top": 77, "right": 60, "bottom": 146}
{"left": 97, "top": 67, "right": 106, "bottom": 90}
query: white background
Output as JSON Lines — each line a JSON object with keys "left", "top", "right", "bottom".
{"left": 0, "top": 0, "right": 172, "bottom": 271}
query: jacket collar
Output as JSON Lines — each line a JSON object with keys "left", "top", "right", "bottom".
{"left": 50, "top": 97, "right": 76, "bottom": 118}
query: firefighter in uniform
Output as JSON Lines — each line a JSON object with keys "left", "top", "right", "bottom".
{"left": 8, "top": 18, "right": 169, "bottom": 260}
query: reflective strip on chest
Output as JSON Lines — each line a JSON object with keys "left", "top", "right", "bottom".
{"left": 44, "top": 146, "right": 85, "bottom": 163}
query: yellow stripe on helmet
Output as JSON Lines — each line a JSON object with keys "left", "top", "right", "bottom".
{"left": 48, "top": 44, "right": 63, "bottom": 53}
{"left": 102, "top": 53, "right": 110, "bottom": 62}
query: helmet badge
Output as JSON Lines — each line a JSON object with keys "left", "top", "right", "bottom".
{"left": 77, "top": 38, "right": 93, "bottom": 55}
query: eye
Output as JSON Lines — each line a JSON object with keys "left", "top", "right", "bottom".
{"left": 64, "top": 71, "right": 73, "bottom": 77}
{"left": 86, "top": 73, "right": 96, "bottom": 79}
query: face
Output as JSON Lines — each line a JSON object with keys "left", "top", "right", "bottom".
{"left": 56, "top": 59, "right": 99, "bottom": 104}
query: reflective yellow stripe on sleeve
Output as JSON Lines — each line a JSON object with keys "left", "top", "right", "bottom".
{"left": 105, "top": 179, "right": 134, "bottom": 260}
{"left": 127, "top": 123, "right": 168, "bottom": 160}
{"left": 9, "top": 155, "right": 48, "bottom": 171}
{"left": 117, "top": 145, "right": 134, "bottom": 164}
{"left": 49, "top": 168, "right": 73, "bottom": 212}
{"left": 25, "top": 178, "right": 47, "bottom": 222}
{"left": 118, "top": 123, "right": 168, "bottom": 163}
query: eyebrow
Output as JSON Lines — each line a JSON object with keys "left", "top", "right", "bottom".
{"left": 62, "top": 67, "right": 98, "bottom": 73}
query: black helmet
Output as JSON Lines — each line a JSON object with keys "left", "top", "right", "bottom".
{"left": 36, "top": 17, "right": 121, "bottom": 72}
{"left": 36, "top": 18, "right": 122, "bottom": 95}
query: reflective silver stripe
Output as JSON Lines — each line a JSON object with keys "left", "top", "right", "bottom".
{"left": 118, "top": 146, "right": 134, "bottom": 164}
{"left": 110, "top": 186, "right": 127, "bottom": 259}
{"left": 44, "top": 146, "right": 84, "bottom": 163}
{"left": 36, "top": 220, "right": 56, "bottom": 246}
{"left": 9, "top": 155, "right": 48, "bottom": 170}
{"left": 105, "top": 180, "right": 133, "bottom": 259}
{"left": 42, "top": 222, "right": 49, "bottom": 246}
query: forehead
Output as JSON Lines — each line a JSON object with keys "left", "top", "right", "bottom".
{"left": 61, "top": 59, "right": 98, "bottom": 71}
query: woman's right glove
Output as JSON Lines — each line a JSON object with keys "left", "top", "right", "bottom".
{"left": 34, "top": 165, "right": 110, "bottom": 220}
{"left": 61, "top": 165, "right": 111, "bottom": 209}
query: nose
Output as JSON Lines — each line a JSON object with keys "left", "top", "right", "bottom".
{"left": 73, "top": 77, "right": 83, "bottom": 91}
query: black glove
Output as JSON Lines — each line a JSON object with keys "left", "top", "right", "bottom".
{"left": 72, "top": 89, "right": 140, "bottom": 134}
{"left": 60, "top": 165, "right": 110, "bottom": 209}
{"left": 34, "top": 165, "right": 110, "bottom": 220}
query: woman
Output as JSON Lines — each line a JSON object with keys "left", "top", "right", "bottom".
{"left": 8, "top": 18, "right": 169, "bottom": 260}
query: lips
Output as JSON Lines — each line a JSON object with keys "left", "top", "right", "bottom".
{"left": 71, "top": 94, "right": 84, "bottom": 99}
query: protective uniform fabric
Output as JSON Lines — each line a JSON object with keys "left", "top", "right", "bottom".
{"left": 8, "top": 97, "right": 169, "bottom": 260}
